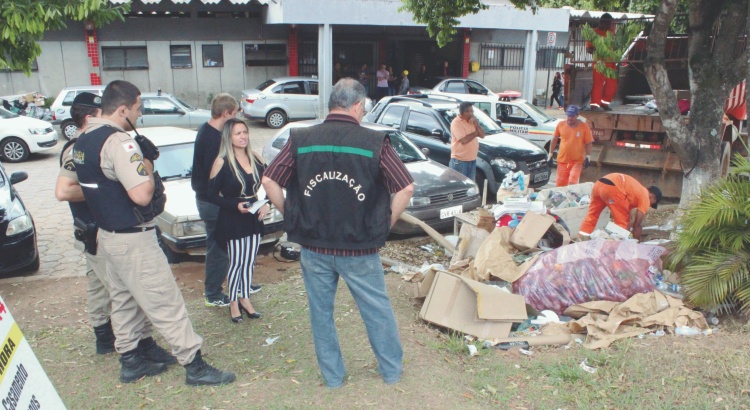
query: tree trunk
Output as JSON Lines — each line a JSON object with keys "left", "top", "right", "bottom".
{"left": 645, "top": 0, "right": 748, "bottom": 209}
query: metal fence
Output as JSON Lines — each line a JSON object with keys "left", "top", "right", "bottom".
{"left": 536, "top": 46, "right": 566, "bottom": 70}
{"left": 479, "top": 43, "right": 524, "bottom": 70}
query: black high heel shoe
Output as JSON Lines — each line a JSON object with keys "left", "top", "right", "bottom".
{"left": 239, "top": 304, "right": 261, "bottom": 319}
{"left": 230, "top": 306, "right": 243, "bottom": 323}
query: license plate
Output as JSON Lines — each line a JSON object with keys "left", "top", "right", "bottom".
{"left": 533, "top": 171, "right": 549, "bottom": 183}
{"left": 440, "top": 205, "right": 463, "bottom": 219}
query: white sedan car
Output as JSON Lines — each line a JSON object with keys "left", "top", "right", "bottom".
{"left": 139, "top": 127, "right": 284, "bottom": 263}
{"left": 0, "top": 107, "right": 58, "bottom": 162}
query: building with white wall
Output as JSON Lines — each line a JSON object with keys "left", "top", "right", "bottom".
{"left": 1, "top": 0, "right": 571, "bottom": 109}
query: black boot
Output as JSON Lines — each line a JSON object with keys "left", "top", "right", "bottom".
{"left": 184, "top": 350, "right": 235, "bottom": 386}
{"left": 138, "top": 337, "right": 177, "bottom": 365}
{"left": 120, "top": 348, "right": 168, "bottom": 383}
{"left": 93, "top": 321, "right": 116, "bottom": 355}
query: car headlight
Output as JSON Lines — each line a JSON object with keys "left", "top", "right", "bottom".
{"left": 172, "top": 221, "right": 206, "bottom": 237}
{"left": 28, "top": 128, "right": 48, "bottom": 135}
{"left": 466, "top": 185, "right": 479, "bottom": 197}
{"left": 491, "top": 158, "right": 517, "bottom": 170}
{"left": 6, "top": 198, "right": 33, "bottom": 236}
{"left": 409, "top": 197, "right": 431, "bottom": 207}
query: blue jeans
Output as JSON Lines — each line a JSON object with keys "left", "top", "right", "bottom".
{"left": 300, "top": 249, "right": 403, "bottom": 388}
{"left": 449, "top": 158, "right": 476, "bottom": 180}
{"left": 196, "top": 199, "right": 228, "bottom": 300}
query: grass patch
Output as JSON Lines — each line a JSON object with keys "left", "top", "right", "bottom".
{"left": 15, "top": 273, "right": 750, "bottom": 408}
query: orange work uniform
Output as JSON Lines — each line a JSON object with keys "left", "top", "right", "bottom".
{"left": 553, "top": 120, "right": 593, "bottom": 187}
{"left": 587, "top": 26, "right": 618, "bottom": 109}
{"left": 579, "top": 173, "right": 651, "bottom": 235}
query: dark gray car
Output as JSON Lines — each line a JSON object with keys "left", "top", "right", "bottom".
{"left": 262, "top": 121, "right": 481, "bottom": 234}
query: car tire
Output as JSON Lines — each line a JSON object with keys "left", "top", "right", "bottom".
{"left": 155, "top": 227, "right": 181, "bottom": 264}
{"left": 61, "top": 120, "right": 78, "bottom": 140}
{"left": 1, "top": 137, "right": 30, "bottom": 163}
{"left": 266, "top": 109, "right": 287, "bottom": 129}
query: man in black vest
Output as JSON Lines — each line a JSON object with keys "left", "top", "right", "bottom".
{"left": 55, "top": 92, "right": 116, "bottom": 355}
{"left": 73, "top": 80, "right": 234, "bottom": 386}
{"left": 263, "top": 78, "right": 414, "bottom": 388}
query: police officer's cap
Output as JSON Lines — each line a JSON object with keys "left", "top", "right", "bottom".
{"left": 72, "top": 92, "right": 102, "bottom": 108}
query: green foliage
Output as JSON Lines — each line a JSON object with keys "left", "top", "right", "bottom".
{"left": 0, "top": 0, "right": 129, "bottom": 75}
{"left": 582, "top": 21, "right": 643, "bottom": 79}
{"left": 399, "top": 0, "right": 487, "bottom": 47}
{"left": 668, "top": 154, "right": 750, "bottom": 314}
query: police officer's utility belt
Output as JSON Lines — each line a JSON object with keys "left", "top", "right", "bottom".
{"left": 102, "top": 226, "right": 156, "bottom": 234}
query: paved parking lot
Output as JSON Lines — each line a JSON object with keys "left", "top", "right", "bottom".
{"left": 2, "top": 109, "right": 561, "bottom": 282}
{"left": 1, "top": 121, "right": 279, "bottom": 282}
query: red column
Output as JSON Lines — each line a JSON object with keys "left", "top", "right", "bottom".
{"left": 86, "top": 27, "right": 101, "bottom": 85}
{"left": 462, "top": 30, "right": 471, "bottom": 78}
{"left": 288, "top": 26, "right": 299, "bottom": 76}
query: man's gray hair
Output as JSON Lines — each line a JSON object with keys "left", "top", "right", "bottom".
{"left": 459, "top": 101, "right": 474, "bottom": 114}
{"left": 328, "top": 78, "right": 366, "bottom": 111}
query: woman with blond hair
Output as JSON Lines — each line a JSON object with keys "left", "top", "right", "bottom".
{"left": 208, "top": 118, "right": 269, "bottom": 323}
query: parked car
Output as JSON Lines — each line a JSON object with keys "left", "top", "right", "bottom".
{"left": 0, "top": 163, "right": 39, "bottom": 275}
{"left": 138, "top": 127, "right": 284, "bottom": 263}
{"left": 49, "top": 86, "right": 106, "bottom": 139}
{"left": 0, "top": 107, "right": 58, "bottom": 163}
{"left": 367, "top": 95, "right": 550, "bottom": 193}
{"left": 241, "top": 77, "right": 373, "bottom": 129}
{"left": 262, "top": 121, "right": 481, "bottom": 234}
{"left": 51, "top": 87, "right": 211, "bottom": 140}
{"left": 448, "top": 95, "right": 563, "bottom": 153}
{"left": 408, "top": 77, "right": 498, "bottom": 99}
{"left": 242, "top": 77, "right": 321, "bottom": 129}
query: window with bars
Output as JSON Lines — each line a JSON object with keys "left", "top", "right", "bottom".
{"left": 536, "top": 46, "right": 566, "bottom": 69}
{"left": 245, "top": 43, "right": 287, "bottom": 67}
{"left": 102, "top": 47, "right": 148, "bottom": 70}
{"left": 202, "top": 44, "right": 224, "bottom": 67}
{"left": 170, "top": 45, "right": 192, "bottom": 69}
{"left": 479, "top": 44, "right": 524, "bottom": 70}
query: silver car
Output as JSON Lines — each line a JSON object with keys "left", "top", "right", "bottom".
{"left": 262, "top": 121, "right": 481, "bottom": 234}
{"left": 241, "top": 77, "right": 320, "bottom": 129}
{"left": 141, "top": 127, "right": 284, "bottom": 263}
{"left": 52, "top": 88, "right": 211, "bottom": 140}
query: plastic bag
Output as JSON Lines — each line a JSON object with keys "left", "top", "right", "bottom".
{"left": 513, "top": 240, "right": 666, "bottom": 314}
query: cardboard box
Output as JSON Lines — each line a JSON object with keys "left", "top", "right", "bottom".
{"left": 536, "top": 183, "right": 610, "bottom": 235}
{"left": 419, "top": 271, "right": 528, "bottom": 339}
{"left": 547, "top": 223, "right": 571, "bottom": 248}
{"left": 474, "top": 226, "right": 539, "bottom": 283}
{"left": 510, "top": 211, "right": 555, "bottom": 251}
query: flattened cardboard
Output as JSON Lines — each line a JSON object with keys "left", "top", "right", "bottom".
{"left": 474, "top": 227, "right": 539, "bottom": 283}
{"left": 419, "top": 270, "right": 527, "bottom": 339}
{"left": 510, "top": 212, "right": 555, "bottom": 251}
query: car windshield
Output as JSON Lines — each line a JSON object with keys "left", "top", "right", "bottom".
{"left": 386, "top": 131, "right": 426, "bottom": 163}
{"left": 0, "top": 107, "right": 19, "bottom": 119}
{"left": 520, "top": 101, "right": 555, "bottom": 122}
{"left": 255, "top": 79, "right": 276, "bottom": 91}
{"left": 175, "top": 97, "right": 195, "bottom": 111}
{"left": 153, "top": 142, "right": 194, "bottom": 180}
{"left": 439, "top": 107, "right": 504, "bottom": 135}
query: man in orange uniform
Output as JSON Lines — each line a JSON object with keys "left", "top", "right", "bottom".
{"left": 548, "top": 105, "right": 593, "bottom": 187}
{"left": 587, "top": 13, "right": 617, "bottom": 111}
{"left": 579, "top": 173, "right": 662, "bottom": 241}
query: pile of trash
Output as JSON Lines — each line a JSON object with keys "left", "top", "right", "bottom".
{"left": 1, "top": 92, "right": 52, "bottom": 121}
{"left": 402, "top": 182, "right": 712, "bottom": 350}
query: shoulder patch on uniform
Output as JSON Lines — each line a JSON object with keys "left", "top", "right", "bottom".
{"left": 136, "top": 162, "right": 148, "bottom": 176}
{"left": 123, "top": 142, "right": 137, "bottom": 152}
{"left": 130, "top": 153, "right": 143, "bottom": 163}
{"left": 63, "top": 159, "right": 76, "bottom": 171}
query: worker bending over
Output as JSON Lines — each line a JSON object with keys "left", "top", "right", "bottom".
{"left": 579, "top": 173, "right": 662, "bottom": 241}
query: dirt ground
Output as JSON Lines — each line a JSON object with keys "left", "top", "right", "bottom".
{"left": 0, "top": 208, "right": 678, "bottom": 334}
